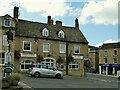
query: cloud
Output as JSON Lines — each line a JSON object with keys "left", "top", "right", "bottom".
{"left": 20, "top": 0, "right": 82, "bottom": 17}
{"left": 0, "top": 0, "right": 81, "bottom": 17}
{"left": 91, "top": 39, "right": 118, "bottom": 47}
{"left": 79, "top": 0, "right": 118, "bottom": 25}
{"left": 0, "top": 0, "right": 20, "bottom": 16}
{"left": 0, "top": 0, "right": 12, "bottom": 16}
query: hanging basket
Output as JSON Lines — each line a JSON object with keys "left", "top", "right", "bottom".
{"left": 57, "top": 56, "right": 64, "bottom": 64}
{"left": 67, "top": 54, "right": 74, "bottom": 63}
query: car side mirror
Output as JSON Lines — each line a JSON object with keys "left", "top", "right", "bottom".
{"left": 52, "top": 68, "right": 56, "bottom": 71}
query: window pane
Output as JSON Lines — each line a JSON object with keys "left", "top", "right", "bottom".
{"left": 24, "top": 41, "right": 31, "bottom": 51}
{"left": 58, "top": 30, "right": 64, "bottom": 38}
{"left": 104, "top": 58, "right": 107, "bottom": 63}
{"left": 114, "top": 58, "right": 117, "bottom": 63}
{"left": 60, "top": 44, "right": 66, "bottom": 53}
{"left": 21, "top": 60, "right": 34, "bottom": 70}
{"left": 25, "top": 60, "right": 30, "bottom": 63}
{"left": 61, "top": 64, "right": 64, "bottom": 69}
{"left": 43, "top": 43, "right": 50, "bottom": 52}
{"left": 114, "top": 50, "right": 117, "bottom": 55}
{"left": 74, "top": 46, "right": 80, "bottom": 54}
{"left": 72, "top": 65, "right": 75, "bottom": 68}
{"left": 69, "top": 62, "right": 79, "bottom": 70}
{"left": 0, "top": 52, "right": 5, "bottom": 64}
{"left": 21, "top": 65, "right": 24, "bottom": 69}
{"left": 5, "top": 20, "right": 10, "bottom": 26}
{"left": 25, "top": 65, "right": 30, "bottom": 69}
{"left": 104, "top": 49, "right": 107, "bottom": 55}
{"left": 3, "top": 35, "right": 8, "bottom": 46}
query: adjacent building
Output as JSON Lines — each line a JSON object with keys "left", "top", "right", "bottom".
{"left": 0, "top": 7, "right": 88, "bottom": 76}
{"left": 99, "top": 42, "right": 120, "bottom": 75}
{"left": 88, "top": 45, "right": 99, "bottom": 73}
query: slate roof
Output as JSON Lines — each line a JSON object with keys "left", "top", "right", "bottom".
{"left": 100, "top": 42, "right": 120, "bottom": 49}
{"left": 15, "top": 19, "right": 88, "bottom": 43}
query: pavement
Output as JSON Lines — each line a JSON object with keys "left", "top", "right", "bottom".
{"left": 1, "top": 81, "right": 33, "bottom": 90}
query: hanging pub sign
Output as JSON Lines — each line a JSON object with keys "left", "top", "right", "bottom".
{"left": 6, "top": 29, "right": 13, "bottom": 44}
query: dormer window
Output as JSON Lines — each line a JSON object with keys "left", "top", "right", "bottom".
{"left": 58, "top": 30, "right": 64, "bottom": 38}
{"left": 42, "top": 28, "right": 49, "bottom": 37}
{"left": 4, "top": 19, "right": 11, "bottom": 27}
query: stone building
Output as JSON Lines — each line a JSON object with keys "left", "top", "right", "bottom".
{"left": 88, "top": 45, "right": 99, "bottom": 73}
{"left": 99, "top": 42, "right": 120, "bottom": 75}
{"left": 0, "top": 14, "right": 16, "bottom": 66}
{"left": 0, "top": 7, "right": 88, "bottom": 76}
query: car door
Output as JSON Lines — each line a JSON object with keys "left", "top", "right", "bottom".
{"left": 40, "top": 65, "right": 49, "bottom": 76}
{"left": 48, "top": 67, "right": 56, "bottom": 77}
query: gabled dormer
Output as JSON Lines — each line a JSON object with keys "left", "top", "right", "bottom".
{"left": 2, "top": 14, "right": 16, "bottom": 28}
{"left": 42, "top": 28, "right": 49, "bottom": 37}
{"left": 58, "top": 30, "right": 64, "bottom": 38}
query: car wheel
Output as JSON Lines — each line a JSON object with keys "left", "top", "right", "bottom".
{"left": 56, "top": 74, "right": 61, "bottom": 79}
{"left": 34, "top": 72, "right": 40, "bottom": 78}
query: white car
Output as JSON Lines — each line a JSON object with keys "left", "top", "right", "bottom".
{"left": 28, "top": 64, "right": 63, "bottom": 79}
{"left": 117, "top": 70, "right": 120, "bottom": 79}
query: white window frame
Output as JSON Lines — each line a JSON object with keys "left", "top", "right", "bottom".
{"left": 74, "top": 45, "right": 80, "bottom": 54}
{"left": 0, "top": 52, "right": 5, "bottom": 65}
{"left": 59, "top": 44, "right": 66, "bottom": 53}
{"left": 3, "top": 35, "right": 8, "bottom": 46}
{"left": 58, "top": 30, "right": 64, "bottom": 38}
{"left": 104, "top": 57, "right": 108, "bottom": 63}
{"left": 23, "top": 41, "right": 31, "bottom": 51}
{"left": 104, "top": 49, "right": 108, "bottom": 56}
{"left": 60, "top": 63, "right": 64, "bottom": 70}
{"left": 41, "top": 59, "right": 54, "bottom": 67}
{"left": 113, "top": 58, "right": 117, "bottom": 63}
{"left": 43, "top": 43, "right": 50, "bottom": 52}
{"left": 20, "top": 60, "right": 34, "bottom": 70}
{"left": 69, "top": 62, "right": 79, "bottom": 70}
{"left": 4, "top": 19, "right": 11, "bottom": 27}
{"left": 113, "top": 49, "right": 117, "bottom": 56}
{"left": 42, "top": 28, "right": 49, "bottom": 37}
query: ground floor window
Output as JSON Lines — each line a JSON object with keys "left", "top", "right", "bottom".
{"left": 21, "top": 60, "right": 34, "bottom": 70}
{"left": 69, "top": 62, "right": 79, "bottom": 70}
{"left": 60, "top": 64, "right": 64, "bottom": 69}
{"left": 0, "top": 52, "right": 5, "bottom": 65}
{"left": 41, "top": 58, "right": 54, "bottom": 67}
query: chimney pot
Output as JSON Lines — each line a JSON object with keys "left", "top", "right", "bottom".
{"left": 56, "top": 21, "right": 62, "bottom": 26}
{"left": 51, "top": 19, "right": 54, "bottom": 25}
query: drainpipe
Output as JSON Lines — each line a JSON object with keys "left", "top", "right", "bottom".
{"left": 66, "top": 43, "right": 69, "bottom": 75}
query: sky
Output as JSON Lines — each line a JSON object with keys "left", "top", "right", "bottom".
{"left": 0, "top": 0, "right": 119, "bottom": 47}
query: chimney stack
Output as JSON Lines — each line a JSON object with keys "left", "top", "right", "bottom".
{"left": 51, "top": 19, "right": 54, "bottom": 25}
{"left": 47, "top": 16, "right": 51, "bottom": 25}
{"left": 75, "top": 18, "right": 79, "bottom": 29}
{"left": 56, "top": 21, "right": 62, "bottom": 26}
{"left": 14, "top": 6, "right": 19, "bottom": 19}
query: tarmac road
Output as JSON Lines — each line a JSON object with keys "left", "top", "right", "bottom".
{"left": 20, "top": 73, "right": 119, "bottom": 89}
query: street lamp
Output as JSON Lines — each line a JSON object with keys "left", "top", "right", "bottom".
{"left": 66, "top": 43, "right": 69, "bottom": 75}
{"left": 6, "top": 29, "right": 13, "bottom": 63}
{"left": 3, "top": 29, "right": 13, "bottom": 77}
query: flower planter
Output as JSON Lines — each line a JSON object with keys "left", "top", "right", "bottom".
{"left": 2, "top": 81, "right": 10, "bottom": 89}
